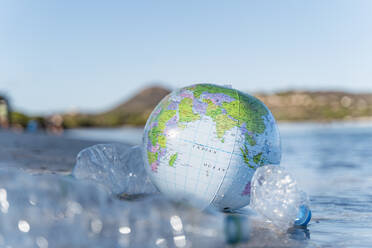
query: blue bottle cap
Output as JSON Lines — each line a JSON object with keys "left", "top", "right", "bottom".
{"left": 294, "top": 205, "right": 312, "bottom": 226}
{"left": 224, "top": 215, "right": 250, "bottom": 244}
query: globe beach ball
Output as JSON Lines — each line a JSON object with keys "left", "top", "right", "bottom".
{"left": 142, "top": 84, "right": 281, "bottom": 210}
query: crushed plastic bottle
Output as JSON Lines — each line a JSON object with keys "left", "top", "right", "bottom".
{"left": 294, "top": 191, "right": 312, "bottom": 227}
{"left": 0, "top": 169, "right": 251, "bottom": 247}
{"left": 250, "top": 165, "right": 311, "bottom": 231}
{"left": 73, "top": 144, "right": 158, "bottom": 196}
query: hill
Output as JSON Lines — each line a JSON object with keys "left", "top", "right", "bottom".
{"left": 62, "top": 86, "right": 372, "bottom": 128}
{"left": 255, "top": 91, "right": 372, "bottom": 122}
{"left": 106, "top": 86, "right": 171, "bottom": 118}
{"left": 63, "top": 86, "right": 171, "bottom": 128}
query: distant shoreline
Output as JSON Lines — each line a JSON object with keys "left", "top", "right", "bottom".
{"left": 277, "top": 117, "right": 372, "bottom": 123}
{"left": 66, "top": 117, "right": 372, "bottom": 128}
{"left": 61, "top": 89, "right": 372, "bottom": 127}
{"left": 6, "top": 87, "right": 372, "bottom": 129}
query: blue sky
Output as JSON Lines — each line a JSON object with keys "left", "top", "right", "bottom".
{"left": 1, "top": 0, "right": 371, "bottom": 114}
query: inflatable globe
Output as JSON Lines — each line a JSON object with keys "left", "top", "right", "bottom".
{"left": 142, "top": 84, "right": 281, "bottom": 210}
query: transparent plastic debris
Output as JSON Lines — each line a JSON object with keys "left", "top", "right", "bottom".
{"left": 73, "top": 144, "right": 158, "bottom": 196}
{"left": 0, "top": 169, "right": 251, "bottom": 247}
{"left": 0, "top": 168, "right": 116, "bottom": 247}
{"left": 229, "top": 207, "right": 310, "bottom": 247}
{"left": 107, "top": 197, "right": 250, "bottom": 247}
{"left": 294, "top": 191, "right": 312, "bottom": 227}
{"left": 250, "top": 165, "right": 311, "bottom": 231}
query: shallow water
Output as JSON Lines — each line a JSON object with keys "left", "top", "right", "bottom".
{"left": 67, "top": 123, "right": 372, "bottom": 247}
{"left": 66, "top": 127, "right": 143, "bottom": 145}
{"left": 280, "top": 123, "right": 372, "bottom": 247}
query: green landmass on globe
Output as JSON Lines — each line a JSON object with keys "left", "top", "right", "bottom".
{"left": 146, "top": 84, "right": 270, "bottom": 170}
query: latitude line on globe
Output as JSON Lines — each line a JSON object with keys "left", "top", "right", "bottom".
{"left": 208, "top": 88, "right": 241, "bottom": 207}
{"left": 179, "top": 139, "right": 242, "bottom": 157}
{"left": 179, "top": 138, "right": 262, "bottom": 158}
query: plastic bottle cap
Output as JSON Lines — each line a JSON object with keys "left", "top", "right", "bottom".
{"left": 294, "top": 205, "right": 312, "bottom": 227}
{"left": 224, "top": 214, "right": 250, "bottom": 244}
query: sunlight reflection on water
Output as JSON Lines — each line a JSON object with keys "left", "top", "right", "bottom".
{"left": 67, "top": 122, "right": 372, "bottom": 247}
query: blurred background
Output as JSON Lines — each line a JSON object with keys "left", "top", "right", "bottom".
{"left": 1, "top": 0, "right": 372, "bottom": 134}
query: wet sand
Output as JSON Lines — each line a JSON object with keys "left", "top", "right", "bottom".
{"left": 0, "top": 130, "right": 130, "bottom": 174}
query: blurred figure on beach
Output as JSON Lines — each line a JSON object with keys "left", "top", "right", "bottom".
{"left": 46, "top": 114, "right": 64, "bottom": 135}
{"left": 0, "top": 95, "right": 11, "bottom": 129}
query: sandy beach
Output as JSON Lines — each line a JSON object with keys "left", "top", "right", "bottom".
{"left": 0, "top": 130, "right": 129, "bottom": 174}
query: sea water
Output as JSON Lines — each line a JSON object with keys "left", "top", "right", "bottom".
{"left": 66, "top": 122, "right": 372, "bottom": 247}
{"left": 280, "top": 122, "right": 372, "bottom": 247}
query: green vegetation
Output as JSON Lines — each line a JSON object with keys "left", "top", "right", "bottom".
{"left": 10, "top": 112, "right": 46, "bottom": 129}
{"left": 11, "top": 112, "right": 30, "bottom": 127}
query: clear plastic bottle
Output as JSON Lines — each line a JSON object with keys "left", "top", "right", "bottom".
{"left": 0, "top": 169, "right": 250, "bottom": 247}
{"left": 294, "top": 191, "right": 312, "bottom": 227}
{"left": 73, "top": 144, "right": 158, "bottom": 196}
{"left": 250, "top": 165, "right": 312, "bottom": 231}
